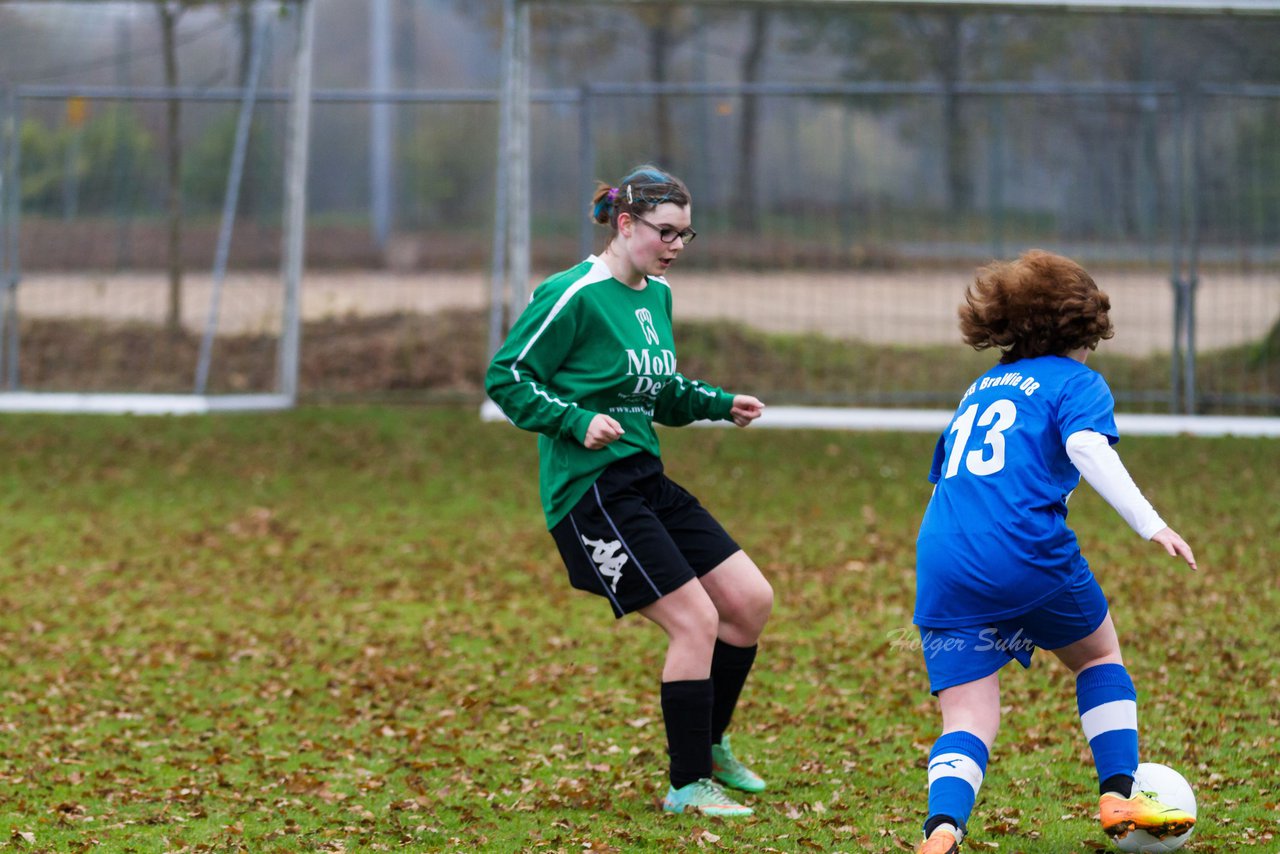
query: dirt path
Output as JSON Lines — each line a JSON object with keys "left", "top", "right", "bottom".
{"left": 15, "top": 269, "right": 1279, "bottom": 357}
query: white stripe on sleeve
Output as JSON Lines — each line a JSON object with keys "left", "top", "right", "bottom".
{"left": 511, "top": 260, "right": 611, "bottom": 377}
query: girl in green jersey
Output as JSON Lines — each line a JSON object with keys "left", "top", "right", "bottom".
{"left": 487, "top": 165, "right": 772, "bottom": 817}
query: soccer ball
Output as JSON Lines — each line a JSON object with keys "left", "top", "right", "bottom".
{"left": 1113, "top": 763, "right": 1197, "bottom": 853}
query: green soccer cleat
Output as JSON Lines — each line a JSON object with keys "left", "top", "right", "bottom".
{"left": 711, "top": 734, "right": 766, "bottom": 793}
{"left": 662, "top": 778, "right": 754, "bottom": 817}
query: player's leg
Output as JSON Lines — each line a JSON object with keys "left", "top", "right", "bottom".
{"left": 1050, "top": 611, "right": 1135, "bottom": 797}
{"left": 697, "top": 549, "right": 773, "bottom": 648}
{"left": 1049, "top": 601, "right": 1194, "bottom": 840}
{"left": 655, "top": 471, "right": 772, "bottom": 791}
{"left": 640, "top": 581, "right": 753, "bottom": 816}
{"left": 697, "top": 549, "right": 773, "bottom": 792}
{"left": 549, "top": 459, "right": 750, "bottom": 816}
{"left": 918, "top": 673, "right": 999, "bottom": 854}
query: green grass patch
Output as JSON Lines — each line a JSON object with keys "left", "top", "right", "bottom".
{"left": 672, "top": 319, "right": 1189, "bottom": 410}
{"left": 0, "top": 407, "right": 1275, "bottom": 851}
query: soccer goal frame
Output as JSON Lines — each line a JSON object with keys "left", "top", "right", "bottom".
{"left": 487, "top": 0, "right": 1280, "bottom": 437}
{"left": 0, "top": 0, "right": 315, "bottom": 415}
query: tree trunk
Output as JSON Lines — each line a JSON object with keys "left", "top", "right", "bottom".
{"left": 648, "top": 19, "right": 673, "bottom": 166}
{"left": 158, "top": 1, "right": 184, "bottom": 334}
{"left": 731, "top": 10, "right": 768, "bottom": 233}
{"left": 938, "top": 12, "right": 972, "bottom": 217}
{"left": 236, "top": 0, "right": 253, "bottom": 87}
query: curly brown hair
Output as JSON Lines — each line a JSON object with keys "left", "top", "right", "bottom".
{"left": 959, "top": 249, "right": 1114, "bottom": 363}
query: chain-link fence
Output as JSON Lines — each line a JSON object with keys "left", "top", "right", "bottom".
{"left": 0, "top": 80, "right": 1276, "bottom": 409}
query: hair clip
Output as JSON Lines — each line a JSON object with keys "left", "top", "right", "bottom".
{"left": 626, "top": 184, "right": 633, "bottom": 205}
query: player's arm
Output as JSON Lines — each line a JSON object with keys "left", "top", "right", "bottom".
{"left": 485, "top": 289, "right": 596, "bottom": 445}
{"left": 1065, "top": 430, "right": 1197, "bottom": 570}
{"left": 652, "top": 374, "right": 743, "bottom": 427}
{"left": 926, "top": 433, "right": 946, "bottom": 497}
{"left": 653, "top": 287, "right": 761, "bottom": 428}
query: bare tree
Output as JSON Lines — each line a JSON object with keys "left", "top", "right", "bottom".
{"left": 797, "top": 9, "right": 1071, "bottom": 217}
{"left": 905, "top": 11, "right": 972, "bottom": 216}
{"left": 154, "top": 0, "right": 283, "bottom": 334}
{"left": 731, "top": 9, "right": 769, "bottom": 233}
{"left": 644, "top": 14, "right": 676, "bottom": 165}
{"left": 234, "top": 0, "right": 254, "bottom": 87}
{"left": 452, "top": 2, "right": 696, "bottom": 166}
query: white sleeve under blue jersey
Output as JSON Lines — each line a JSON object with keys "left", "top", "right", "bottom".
{"left": 914, "top": 354, "right": 1118, "bottom": 627}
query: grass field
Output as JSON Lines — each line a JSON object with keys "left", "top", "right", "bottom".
{"left": 0, "top": 406, "right": 1276, "bottom": 852}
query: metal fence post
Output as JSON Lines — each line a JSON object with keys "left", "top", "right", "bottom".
{"left": 2, "top": 88, "right": 21, "bottom": 391}
{"left": 369, "top": 0, "right": 393, "bottom": 252}
{"left": 488, "top": 0, "right": 517, "bottom": 360}
{"left": 278, "top": 0, "right": 316, "bottom": 402}
{"left": 578, "top": 86, "right": 594, "bottom": 261}
{"left": 509, "top": 0, "right": 531, "bottom": 311}
{"left": 1168, "top": 90, "right": 1187, "bottom": 413}
{"left": 0, "top": 85, "right": 8, "bottom": 389}
{"left": 1183, "top": 89, "right": 1204, "bottom": 415}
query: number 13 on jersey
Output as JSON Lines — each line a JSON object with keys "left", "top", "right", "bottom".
{"left": 944, "top": 399, "right": 1018, "bottom": 478}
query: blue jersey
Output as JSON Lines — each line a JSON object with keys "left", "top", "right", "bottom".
{"left": 914, "top": 355, "right": 1119, "bottom": 627}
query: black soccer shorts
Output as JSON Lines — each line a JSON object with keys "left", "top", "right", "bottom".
{"left": 549, "top": 453, "right": 741, "bottom": 618}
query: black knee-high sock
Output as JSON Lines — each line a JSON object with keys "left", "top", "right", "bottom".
{"left": 660, "top": 679, "right": 713, "bottom": 789}
{"left": 710, "top": 640, "right": 758, "bottom": 746}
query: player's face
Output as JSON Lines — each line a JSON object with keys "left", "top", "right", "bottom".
{"left": 624, "top": 202, "right": 692, "bottom": 277}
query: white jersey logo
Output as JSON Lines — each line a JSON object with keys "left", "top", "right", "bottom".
{"left": 635, "top": 308, "right": 660, "bottom": 346}
{"left": 582, "top": 536, "right": 628, "bottom": 593}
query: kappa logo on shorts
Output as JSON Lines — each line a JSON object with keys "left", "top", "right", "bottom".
{"left": 635, "top": 308, "right": 660, "bottom": 346}
{"left": 581, "top": 536, "right": 628, "bottom": 593}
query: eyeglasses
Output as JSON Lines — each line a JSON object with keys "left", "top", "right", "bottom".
{"left": 632, "top": 215, "right": 697, "bottom": 245}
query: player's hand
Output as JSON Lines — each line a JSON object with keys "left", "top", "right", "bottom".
{"left": 1151, "top": 526, "right": 1197, "bottom": 571}
{"left": 730, "top": 394, "right": 765, "bottom": 427}
{"left": 583, "top": 414, "right": 625, "bottom": 449}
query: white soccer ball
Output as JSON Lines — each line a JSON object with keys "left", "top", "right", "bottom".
{"left": 1113, "top": 763, "right": 1197, "bottom": 853}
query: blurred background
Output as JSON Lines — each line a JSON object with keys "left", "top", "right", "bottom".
{"left": 0, "top": 0, "right": 1277, "bottom": 411}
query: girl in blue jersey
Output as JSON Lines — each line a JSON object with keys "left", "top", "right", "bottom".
{"left": 912, "top": 250, "right": 1198, "bottom": 854}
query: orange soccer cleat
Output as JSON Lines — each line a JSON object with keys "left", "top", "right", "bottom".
{"left": 916, "top": 827, "right": 961, "bottom": 854}
{"left": 1100, "top": 790, "right": 1196, "bottom": 841}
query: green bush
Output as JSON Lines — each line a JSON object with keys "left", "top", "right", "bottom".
{"left": 19, "top": 106, "right": 160, "bottom": 216}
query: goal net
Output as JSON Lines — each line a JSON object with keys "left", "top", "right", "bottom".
{"left": 0, "top": 0, "right": 314, "bottom": 413}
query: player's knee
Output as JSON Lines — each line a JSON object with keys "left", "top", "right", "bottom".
{"left": 718, "top": 578, "right": 773, "bottom": 641}
{"left": 747, "top": 577, "right": 774, "bottom": 630}
{"left": 672, "top": 597, "right": 720, "bottom": 650}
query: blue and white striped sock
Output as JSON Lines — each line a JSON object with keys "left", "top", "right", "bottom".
{"left": 925, "top": 730, "right": 989, "bottom": 837}
{"left": 1076, "top": 662, "right": 1138, "bottom": 795}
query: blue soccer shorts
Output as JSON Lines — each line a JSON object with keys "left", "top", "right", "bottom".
{"left": 916, "top": 568, "right": 1110, "bottom": 694}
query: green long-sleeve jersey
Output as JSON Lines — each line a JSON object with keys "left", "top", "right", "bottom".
{"left": 486, "top": 255, "right": 736, "bottom": 529}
